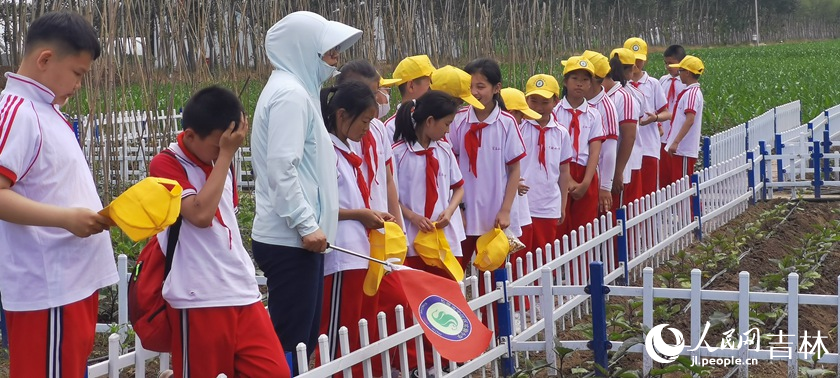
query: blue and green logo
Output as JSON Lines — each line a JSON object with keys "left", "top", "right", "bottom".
{"left": 418, "top": 295, "right": 471, "bottom": 341}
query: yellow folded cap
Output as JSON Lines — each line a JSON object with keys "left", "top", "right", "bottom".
{"left": 364, "top": 222, "right": 407, "bottom": 296}
{"left": 101, "top": 177, "right": 183, "bottom": 241}
{"left": 414, "top": 226, "right": 465, "bottom": 282}
{"left": 581, "top": 50, "right": 611, "bottom": 79}
{"left": 525, "top": 74, "right": 560, "bottom": 99}
{"left": 500, "top": 88, "right": 540, "bottom": 120}
{"left": 623, "top": 37, "right": 648, "bottom": 61}
{"left": 669, "top": 55, "right": 705, "bottom": 75}
{"left": 430, "top": 65, "right": 485, "bottom": 110}
{"left": 610, "top": 48, "right": 636, "bottom": 66}
{"left": 562, "top": 56, "right": 595, "bottom": 77}
{"left": 392, "top": 55, "right": 436, "bottom": 86}
{"left": 473, "top": 227, "right": 509, "bottom": 271}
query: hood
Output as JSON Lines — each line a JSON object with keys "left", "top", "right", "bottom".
{"left": 265, "top": 11, "right": 362, "bottom": 94}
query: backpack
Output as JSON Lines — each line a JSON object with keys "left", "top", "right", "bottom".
{"left": 127, "top": 214, "right": 182, "bottom": 352}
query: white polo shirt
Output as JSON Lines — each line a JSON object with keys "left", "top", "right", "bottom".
{"left": 625, "top": 84, "right": 647, "bottom": 173}
{"left": 666, "top": 83, "right": 704, "bottom": 158}
{"left": 150, "top": 140, "right": 261, "bottom": 309}
{"left": 519, "top": 117, "right": 574, "bottom": 219}
{"left": 449, "top": 104, "right": 526, "bottom": 236}
{"left": 325, "top": 135, "right": 371, "bottom": 275}
{"left": 607, "top": 84, "right": 642, "bottom": 184}
{"left": 630, "top": 72, "right": 667, "bottom": 158}
{"left": 349, "top": 118, "right": 393, "bottom": 213}
{"left": 0, "top": 73, "right": 118, "bottom": 311}
{"left": 659, "top": 74, "right": 686, "bottom": 144}
{"left": 552, "top": 98, "right": 606, "bottom": 167}
{"left": 588, "top": 88, "right": 619, "bottom": 190}
{"left": 393, "top": 140, "right": 465, "bottom": 257}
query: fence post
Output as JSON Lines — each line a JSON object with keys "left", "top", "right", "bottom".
{"left": 759, "top": 141, "right": 769, "bottom": 201}
{"left": 823, "top": 129, "right": 832, "bottom": 182}
{"left": 615, "top": 208, "right": 629, "bottom": 286}
{"left": 586, "top": 261, "right": 611, "bottom": 377}
{"left": 73, "top": 118, "right": 81, "bottom": 144}
{"left": 813, "top": 141, "right": 823, "bottom": 199}
{"left": 690, "top": 174, "right": 703, "bottom": 240}
{"left": 774, "top": 134, "right": 784, "bottom": 184}
{"left": 494, "top": 268, "right": 515, "bottom": 377}
{"left": 746, "top": 151, "right": 756, "bottom": 205}
{"left": 702, "top": 136, "right": 711, "bottom": 169}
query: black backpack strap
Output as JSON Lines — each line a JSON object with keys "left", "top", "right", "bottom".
{"left": 159, "top": 148, "right": 187, "bottom": 278}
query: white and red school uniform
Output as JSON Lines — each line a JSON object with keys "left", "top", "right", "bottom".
{"left": 518, "top": 116, "right": 574, "bottom": 262}
{"left": 552, "top": 98, "right": 606, "bottom": 238}
{"left": 384, "top": 108, "right": 399, "bottom": 146}
{"left": 659, "top": 74, "right": 686, "bottom": 188}
{"left": 350, "top": 118, "right": 395, "bottom": 214}
{"left": 320, "top": 135, "right": 376, "bottom": 367}
{"left": 606, "top": 83, "right": 642, "bottom": 206}
{"left": 630, "top": 72, "right": 668, "bottom": 195}
{"left": 0, "top": 73, "right": 119, "bottom": 377}
{"left": 623, "top": 83, "right": 647, "bottom": 205}
{"left": 589, "top": 87, "right": 620, "bottom": 212}
{"left": 665, "top": 83, "right": 704, "bottom": 184}
{"left": 449, "top": 103, "right": 526, "bottom": 271}
{"left": 149, "top": 137, "right": 287, "bottom": 377}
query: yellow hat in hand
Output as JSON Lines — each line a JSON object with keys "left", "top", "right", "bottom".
{"left": 473, "top": 227, "right": 509, "bottom": 271}
{"left": 431, "top": 65, "right": 485, "bottom": 110}
{"left": 392, "top": 55, "right": 436, "bottom": 86}
{"left": 414, "top": 226, "right": 465, "bottom": 282}
{"left": 525, "top": 74, "right": 561, "bottom": 99}
{"left": 623, "top": 37, "right": 648, "bottom": 61}
{"left": 668, "top": 55, "right": 705, "bottom": 75}
{"left": 364, "top": 222, "right": 407, "bottom": 296}
{"left": 582, "top": 50, "right": 611, "bottom": 79}
{"left": 500, "top": 88, "right": 540, "bottom": 120}
{"left": 101, "top": 177, "right": 182, "bottom": 242}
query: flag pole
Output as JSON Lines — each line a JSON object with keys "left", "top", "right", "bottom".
{"left": 327, "top": 243, "right": 391, "bottom": 266}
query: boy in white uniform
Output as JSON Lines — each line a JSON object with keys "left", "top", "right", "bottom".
{"left": 665, "top": 55, "right": 705, "bottom": 184}
{"left": 658, "top": 45, "right": 687, "bottom": 188}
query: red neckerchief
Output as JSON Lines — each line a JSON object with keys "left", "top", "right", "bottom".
{"left": 415, "top": 146, "right": 440, "bottom": 218}
{"left": 465, "top": 122, "right": 489, "bottom": 177}
{"left": 336, "top": 146, "right": 371, "bottom": 209}
{"left": 361, "top": 132, "right": 378, "bottom": 188}
{"left": 566, "top": 108, "right": 583, "bottom": 160}
{"left": 532, "top": 122, "right": 549, "bottom": 171}
{"left": 666, "top": 88, "right": 692, "bottom": 140}
{"left": 668, "top": 77, "right": 677, "bottom": 106}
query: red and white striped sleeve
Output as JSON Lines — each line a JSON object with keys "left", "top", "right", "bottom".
{"left": 0, "top": 95, "right": 38, "bottom": 186}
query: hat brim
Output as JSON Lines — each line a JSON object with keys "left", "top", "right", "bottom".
{"left": 462, "top": 94, "right": 486, "bottom": 110}
{"left": 525, "top": 89, "right": 557, "bottom": 99}
{"left": 380, "top": 77, "right": 401, "bottom": 87}
{"left": 563, "top": 66, "right": 595, "bottom": 76}
{"left": 321, "top": 21, "right": 363, "bottom": 54}
{"left": 634, "top": 53, "right": 648, "bottom": 61}
{"left": 521, "top": 108, "right": 542, "bottom": 120}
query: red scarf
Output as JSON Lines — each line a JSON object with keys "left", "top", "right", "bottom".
{"left": 630, "top": 81, "right": 641, "bottom": 88}
{"left": 337, "top": 147, "right": 371, "bottom": 209}
{"left": 361, "top": 132, "right": 378, "bottom": 189}
{"left": 667, "top": 77, "right": 677, "bottom": 106}
{"left": 666, "top": 88, "right": 691, "bottom": 140}
{"left": 566, "top": 108, "right": 583, "bottom": 158}
{"left": 465, "top": 122, "right": 488, "bottom": 177}
{"left": 532, "top": 122, "right": 549, "bottom": 170}
{"left": 415, "top": 147, "right": 440, "bottom": 218}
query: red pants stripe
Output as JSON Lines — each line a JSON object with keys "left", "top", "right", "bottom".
{"left": 5, "top": 292, "right": 98, "bottom": 378}
{"left": 659, "top": 144, "right": 672, "bottom": 189}
{"left": 168, "top": 302, "right": 289, "bottom": 378}
{"left": 558, "top": 163, "right": 600, "bottom": 239}
{"left": 641, "top": 156, "right": 659, "bottom": 198}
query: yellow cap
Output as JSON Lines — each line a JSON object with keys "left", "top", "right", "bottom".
{"left": 473, "top": 227, "right": 510, "bottom": 271}
{"left": 581, "top": 50, "right": 611, "bottom": 79}
{"left": 101, "top": 177, "right": 183, "bottom": 242}
{"left": 392, "top": 55, "right": 436, "bottom": 86}
{"left": 364, "top": 222, "right": 408, "bottom": 296}
{"left": 414, "top": 226, "right": 464, "bottom": 282}
{"left": 525, "top": 74, "right": 560, "bottom": 99}
{"left": 430, "top": 65, "right": 485, "bottom": 110}
{"left": 500, "top": 88, "right": 541, "bottom": 120}
{"left": 562, "top": 56, "right": 595, "bottom": 76}
{"left": 610, "top": 48, "right": 636, "bottom": 66}
{"left": 623, "top": 37, "right": 648, "bottom": 61}
{"left": 379, "top": 73, "right": 400, "bottom": 87}
{"left": 669, "top": 55, "right": 705, "bottom": 75}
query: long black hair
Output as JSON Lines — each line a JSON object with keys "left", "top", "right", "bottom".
{"left": 320, "top": 80, "right": 377, "bottom": 135}
{"left": 464, "top": 58, "right": 506, "bottom": 110}
{"left": 609, "top": 55, "right": 631, "bottom": 87}
{"left": 393, "top": 90, "right": 459, "bottom": 144}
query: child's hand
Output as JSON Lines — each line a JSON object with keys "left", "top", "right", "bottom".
{"left": 220, "top": 114, "right": 249, "bottom": 155}
{"left": 517, "top": 178, "right": 530, "bottom": 196}
{"left": 64, "top": 208, "right": 111, "bottom": 237}
{"left": 598, "top": 189, "right": 612, "bottom": 213}
{"left": 494, "top": 210, "right": 510, "bottom": 230}
{"left": 640, "top": 112, "right": 657, "bottom": 126}
{"left": 557, "top": 213, "right": 565, "bottom": 226}
{"left": 411, "top": 214, "right": 435, "bottom": 233}
{"left": 435, "top": 210, "right": 453, "bottom": 229}
{"left": 357, "top": 209, "right": 385, "bottom": 229}
{"left": 667, "top": 142, "right": 678, "bottom": 155}
{"left": 611, "top": 180, "right": 624, "bottom": 195}
{"left": 376, "top": 211, "right": 396, "bottom": 223}
{"left": 568, "top": 180, "right": 585, "bottom": 200}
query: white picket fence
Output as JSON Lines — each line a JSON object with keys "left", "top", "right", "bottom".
{"left": 83, "top": 100, "right": 840, "bottom": 378}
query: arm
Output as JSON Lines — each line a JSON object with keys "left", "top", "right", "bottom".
{"left": 180, "top": 120, "right": 247, "bottom": 228}
{"left": 400, "top": 202, "right": 434, "bottom": 232}
{"left": 385, "top": 166, "right": 404, "bottom": 229}
{"left": 668, "top": 112, "right": 696, "bottom": 154}
{"left": 495, "top": 161, "right": 520, "bottom": 229}
{"left": 436, "top": 185, "right": 464, "bottom": 229}
{"left": 558, "top": 163, "right": 571, "bottom": 225}
{"left": 612, "top": 121, "right": 637, "bottom": 193}
{"left": 339, "top": 208, "right": 385, "bottom": 230}
{"left": 580, "top": 140, "right": 601, "bottom": 189}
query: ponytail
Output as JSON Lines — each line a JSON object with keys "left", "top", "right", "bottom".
{"left": 393, "top": 99, "right": 418, "bottom": 144}
{"left": 393, "top": 90, "right": 460, "bottom": 144}
{"left": 609, "top": 55, "right": 629, "bottom": 87}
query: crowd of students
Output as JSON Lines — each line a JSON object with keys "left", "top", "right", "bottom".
{"left": 0, "top": 9, "right": 705, "bottom": 378}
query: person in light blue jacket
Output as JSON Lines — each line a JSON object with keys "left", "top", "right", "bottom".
{"left": 250, "top": 11, "right": 362, "bottom": 374}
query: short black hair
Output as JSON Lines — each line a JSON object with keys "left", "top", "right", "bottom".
{"left": 663, "top": 45, "right": 686, "bottom": 61}
{"left": 25, "top": 11, "right": 101, "bottom": 60}
{"left": 336, "top": 60, "right": 379, "bottom": 85}
{"left": 182, "top": 86, "right": 244, "bottom": 138}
